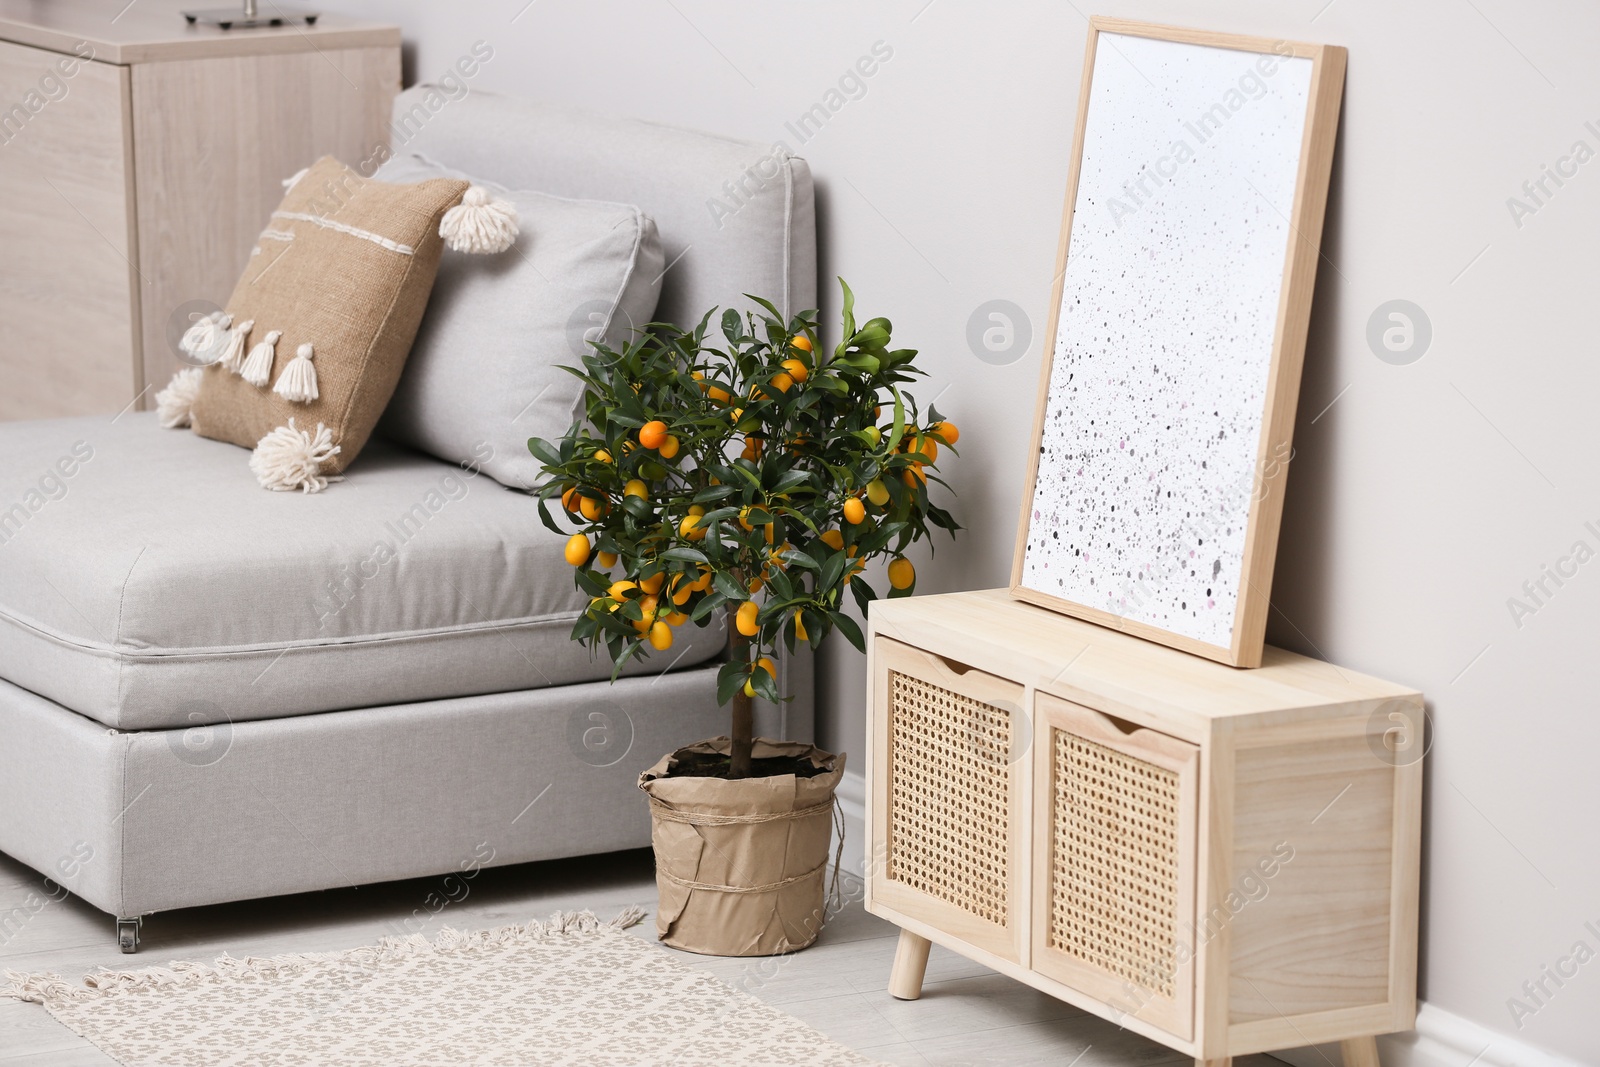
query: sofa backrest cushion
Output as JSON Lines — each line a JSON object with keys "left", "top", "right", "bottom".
{"left": 385, "top": 88, "right": 817, "bottom": 330}
{"left": 374, "top": 153, "right": 665, "bottom": 490}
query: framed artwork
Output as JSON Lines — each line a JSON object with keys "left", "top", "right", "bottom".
{"left": 1011, "top": 18, "right": 1346, "bottom": 668}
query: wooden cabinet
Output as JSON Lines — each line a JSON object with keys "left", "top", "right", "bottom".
{"left": 0, "top": 0, "right": 399, "bottom": 420}
{"left": 0, "top": 37, "right": 138, "bottom": 419}
{"left": 865, "top": 589, "right": 1423, "bottom": 1067}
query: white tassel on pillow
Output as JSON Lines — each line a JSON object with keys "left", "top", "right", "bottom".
{"left": 218, "top": 318, "right": 254, "bottom": 375}
{"left": 250, "top": 419, "right": 341, "bottom": 493}
{"left": 154, "top": 367, "right": 204, "bottom": 429}
{"left": 179, "top": 311, "right": 232, "bottom": 365}
{"left": 240, "top": 329, "right": 281, "bottom": 387}
{"left": 272, "top": 343, "right": 319, "bottom": 403}
{"left": 440, "top": 185, "right": 519, "bottom": 254}
{"left": 282, "top": 166, "right": 309, "bottom": 191}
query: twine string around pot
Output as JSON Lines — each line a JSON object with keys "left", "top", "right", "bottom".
{"left": 647, "top": 795, "right": 847, "bottom": 910}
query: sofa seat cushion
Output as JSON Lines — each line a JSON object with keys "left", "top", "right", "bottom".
{"left": 0, "top": 415, "right": 726, "bottom": 730}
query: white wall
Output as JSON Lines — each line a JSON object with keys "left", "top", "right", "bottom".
{"left": 316, "top": 1, "right": 1600, "bottom": 1060}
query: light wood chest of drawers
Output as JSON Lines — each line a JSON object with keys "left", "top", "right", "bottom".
{"left": 865, "top": 589, "right": 1423, "bottom": 1067}
{"left": 0, "top": 0, "right": 398, "bottom": 419}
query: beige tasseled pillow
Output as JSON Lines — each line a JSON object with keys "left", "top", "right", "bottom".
{"left": 185, "top": 156, "right": 517, "bottom": 492}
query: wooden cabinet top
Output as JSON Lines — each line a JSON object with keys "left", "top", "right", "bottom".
{"left": 0, "top": 0, "right": 398, "bottom": 63}
{"left": 869, "top": 589, "right": 1420, "bottom": 727}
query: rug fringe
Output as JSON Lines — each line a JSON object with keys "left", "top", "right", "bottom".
{"left": 1, "top": 907, "right": 647, "bottom": 1008}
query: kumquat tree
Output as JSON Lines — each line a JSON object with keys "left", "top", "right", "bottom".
{"left": 529, "top": 280, "right": 961, "bottom": 779}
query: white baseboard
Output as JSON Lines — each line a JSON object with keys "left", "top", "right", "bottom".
{"left": 836, "top": 768, "right": 867, "bottom": 878}
{"left": 1273, "top": 1003, "right": 1589, "bottom": 1067}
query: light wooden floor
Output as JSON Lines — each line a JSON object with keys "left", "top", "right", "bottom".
{"left": 0, "top": 848, "right": 1287, "bottom": 1066}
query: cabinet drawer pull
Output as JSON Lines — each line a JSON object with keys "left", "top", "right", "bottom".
{"left": 1095, "top": 709, "right": 1143, "bottom": 736}
{"left": 929, "top": 652, "right": 976, "bottom": 676}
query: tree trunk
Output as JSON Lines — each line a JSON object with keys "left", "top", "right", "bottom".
{"left": 727, "top": 602, "right": 754, "bottom": 779}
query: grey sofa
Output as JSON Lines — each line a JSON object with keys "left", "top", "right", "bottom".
{"left": 0, "top": 88, "right": 816, "bottom": 950}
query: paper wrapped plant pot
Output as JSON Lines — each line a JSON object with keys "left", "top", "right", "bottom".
{"left": 639, "top": 738, "right": 843, "bottom": 956}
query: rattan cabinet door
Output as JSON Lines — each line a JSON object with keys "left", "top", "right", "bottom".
{"left": 1031, "top": 693, "right": 1199, "bottom": 1040}
{"left": 870, "top": 638, "right": 1028, "bottom": 963}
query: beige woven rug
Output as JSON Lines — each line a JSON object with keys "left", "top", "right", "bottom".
{"left": 3, "top": 910, "right": 878, "bottom": 1067}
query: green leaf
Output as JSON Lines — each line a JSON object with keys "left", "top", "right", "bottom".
{"left": 780, "top": 547, "right": 820, "bottom": 571}
{"left": 535, "top": 497, "right": 567, "bottom": 536}
{"left": 575, "top": 568, "right": 610, "bottom": 597}
{"left": 746, "top": 294, "right": 785, "bottom": 323}
{"left": 927, "top": 505, "right": 961, "bottom": 533}
{"left": 829, "top": 610, "right": 865, "bottom": 652}
{"left": 750, "top": 665, "right": 780, "bottom": 703}
{"left": 838, "top": 278, "right": 857, "bottom": 347}
{"left": 608, "top": 640, "right": 639, "bottom": 683}
{"left": 800, "top": 608, "right": 825, "bottom": 649}
{"left": 716, "top": 660, "right": 747, "bottom": 706}
{"left": 887, "top": 389, "right": 907, "bottom": 452}
{"left": 712, "top": 571, "right": 748, "bottom": 601}
{"left": 692, "top": 484, "right": 737, "bottom": 504}
{"left": 660, "top": 547, "right": 710, "bottom": 564}
{"left": 721, "top": 308, "right": 744, "bottom": 345}
{"left": 849, "top": 576, "right": 877, "bottom": 616}
{"left": 528, "top": 437, "right": 563, "bottom": 467}
{"left": 771, "top": 469, "right": 812, "bottom": 494}
{"left": 819, "top": 551, "right": 845, "bottom": 594}
{"left": 765, "top": 568, "right": 796, "bottom": 601}
{"left": 690, "top": 590, "right": 728, "bottom": 622}
{"left": 595, "top": 611, "right": 635, "bottom": 639}
{"left": 854, "top": 323, "right": 890, "bottom": 349}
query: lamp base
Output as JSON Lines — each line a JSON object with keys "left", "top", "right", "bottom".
{"left": 182, "top": 7, "right": 320, "bottom": 29}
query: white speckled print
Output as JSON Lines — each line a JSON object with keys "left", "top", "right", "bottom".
{"left": 1021, "top": 32, "right": 1312, "bottom": 649}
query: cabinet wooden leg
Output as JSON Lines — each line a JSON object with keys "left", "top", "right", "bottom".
{"left": 888, "top": 929, "right": 932, "bottom": 1000}
{"left": 1341, "top": 1036, "right": 1381, "bottom": 1067}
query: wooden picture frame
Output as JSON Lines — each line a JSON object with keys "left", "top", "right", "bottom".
{"left": 1011, "top": 17, "right": 1347, "bottom": 668}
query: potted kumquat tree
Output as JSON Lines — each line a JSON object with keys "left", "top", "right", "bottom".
{"left": 529, "top": 280, "right": 960, "bottom": 955}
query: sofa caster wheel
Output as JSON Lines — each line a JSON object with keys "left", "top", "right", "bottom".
{"left": 116, "top": 917, "right": 142, "bottom": 953}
